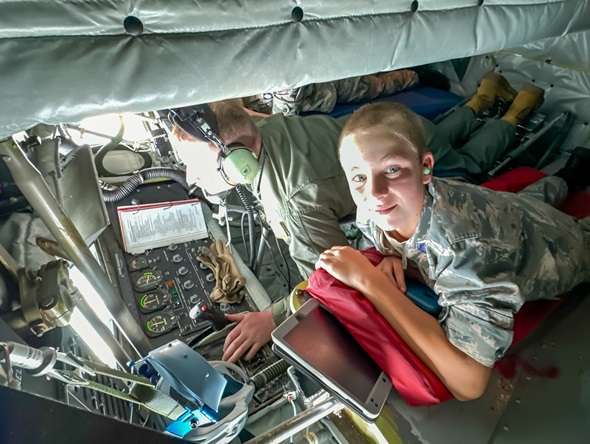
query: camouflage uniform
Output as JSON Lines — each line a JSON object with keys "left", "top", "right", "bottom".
{"left": 244, "top": 70, "right": 418, "bottom": 116}
{"left": 358, "top": 177, "right": 590, "bottom": 367}
{"left": 251, "top": 114, "right": 356, "bottom": 324}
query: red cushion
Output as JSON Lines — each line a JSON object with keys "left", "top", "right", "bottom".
{"left": 308, "top": 251, "right": 453, "bottom": 405}
{"left": 482, "top": 166, "right": 546, "bottom": 192}
{"left": 307, "top": 167, "right": 590, "bottom": 406}
{"left": 560, "top": 192, "right": 590, "bottom": 219}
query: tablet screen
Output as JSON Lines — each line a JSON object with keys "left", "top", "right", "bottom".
{"left": 283, "top": 303, "right": 382, "bottom": 402}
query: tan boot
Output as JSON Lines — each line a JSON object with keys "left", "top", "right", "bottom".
{"left": 465, "top": 72, "right": 517, "bottom": 114}
{"left": 501, "top": 84, "right": 545, "bottom": 126}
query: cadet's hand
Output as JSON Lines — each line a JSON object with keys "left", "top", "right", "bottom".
{"left": 377, "top": 255, "right": 406, "bottom": 292}
{"left": 316, "top": 246, "right": 382, "bottom": 292}
{"left": 222, "top": 311, "right": 275, "bottom": 363}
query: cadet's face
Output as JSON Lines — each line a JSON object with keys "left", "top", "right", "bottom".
{"left": 340, "top": 127, "right": 433, "bottom": 239}
{"left": 171, "top": 136, "right": 233, "bottom": 195}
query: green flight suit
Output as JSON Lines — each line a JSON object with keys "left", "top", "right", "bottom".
{"left": 252, "top": 114, "right": 355, "bottom": 324}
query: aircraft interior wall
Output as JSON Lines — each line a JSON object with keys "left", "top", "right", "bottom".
{"left": 1, "top": 0, "right": 590, "bottom": 138}
{"left": 460, "top": 30, "right": 590, "bottom": 155}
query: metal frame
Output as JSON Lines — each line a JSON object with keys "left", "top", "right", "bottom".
{"left": 245, "top": 392, "right": 343, "bottom": 444}
{"left": 0, "top": 137, "right": 151, "bottom": 364}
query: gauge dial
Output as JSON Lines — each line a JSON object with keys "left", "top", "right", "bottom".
{"left": 137, "top": 290, "right": 170, "bottom": 314}
{"left": 132, "top": 269, "right": 163, "bottom": 292}
{"left": 144, "top": 312, "right": 177, "bottom": 337}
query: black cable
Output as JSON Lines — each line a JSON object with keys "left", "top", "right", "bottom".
{"left": 274, "top": 236, "right": 291, "bottom": 289}
{"left": 240, "top": 212, "right": 251, "bottom": 261}
{"left": 101, "top": 167, "right": 188, "bottom": 203}
{"left": 95, "top": 116, "right": 125, "bottom": 156}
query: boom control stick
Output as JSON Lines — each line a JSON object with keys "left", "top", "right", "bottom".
{"left": 189, "top": 303, "right": 230, "bottom": 330}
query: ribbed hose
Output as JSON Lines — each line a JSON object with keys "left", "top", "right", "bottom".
{"left": 250, "top": 359, "right": 290, "bottom": 390}
{"left": 235, "top": 184, "right": 256, "bottom": 269}
{"left": 141, "top": 167, "right": 188, "bottom": 189}
{"left": 101, "top": 167, "right": 188, "bottom": 203}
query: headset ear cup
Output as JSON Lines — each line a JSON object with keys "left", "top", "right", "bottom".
{"left": 221, "top": 149, "right": 260, "bottom": 185}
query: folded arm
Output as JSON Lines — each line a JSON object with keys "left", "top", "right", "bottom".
{"left": 360, "top": 273, "right": 492, "bottom": 400}
{"left": 317, "top": 246, "right": 492, "bottom": 400}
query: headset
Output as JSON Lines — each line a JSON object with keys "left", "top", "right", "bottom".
{"left": 168, "top": 105, "right": 259, "bottom": 186}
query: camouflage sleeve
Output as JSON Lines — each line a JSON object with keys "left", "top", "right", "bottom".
{"left": 272, "top": 84, "right": 338, "bottom": 116}
{"left": 441, "top": 304, "right": 514, "bottom": 367}
{"left": 434, "top": 239, "right": 523, "bottom": 367}
{"left": 517, "top": 176, "right": 568, "bottom": 207}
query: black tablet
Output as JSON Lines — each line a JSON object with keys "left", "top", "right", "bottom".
{"left": 271, "top": 298, "right": 391, "bottom": 420}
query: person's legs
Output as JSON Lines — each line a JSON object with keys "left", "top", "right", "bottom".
{"left": 433, "top": 106, "right": 481, "bottom": 148}
{"left": 449, "top": 82, "right": 544, "bottom": 177}
{"left": 428, "top": 107, "right": 483, "bottom": 178}
{"left": 455, "top": 118, "right": 516, "bottom": 176}
{"left": 433, "top": 71, "right": 517, "bottom": 151}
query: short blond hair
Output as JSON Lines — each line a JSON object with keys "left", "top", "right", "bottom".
{"left": 340, "top": 102, "right": 427, "bottom": 156}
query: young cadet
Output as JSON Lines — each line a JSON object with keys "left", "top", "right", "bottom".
{"left": 317, "top": 102, "right": 590, "bottom": 400}
{"left": 169, "top": 101, "right": 356, "bottom": 362}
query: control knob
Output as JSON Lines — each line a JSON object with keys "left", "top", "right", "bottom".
{"left": 172, "top": 254, "right": 183, "bottom": 263}
{"left": 189, "top": 303, "right": 229, "bottom": 330}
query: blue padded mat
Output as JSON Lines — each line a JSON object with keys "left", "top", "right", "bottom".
{"left": 322, "top": 86, "right": 462, "bottom": 120}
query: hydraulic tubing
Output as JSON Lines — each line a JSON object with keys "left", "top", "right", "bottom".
{"left": 0, "top": 137, "right": 151, "bottom": 362}
{"left": 245, "top": 396, "right": 342, "bottom": 444}
{"left": 101, "top": 167, "right": 188, "bottom": 203}
{"left": 253, "top": 226, "right": 270, "bottom": 274}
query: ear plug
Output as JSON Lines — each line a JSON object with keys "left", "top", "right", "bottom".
{"left": 423, "top": 167, "right": 432, "bottom": 175}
